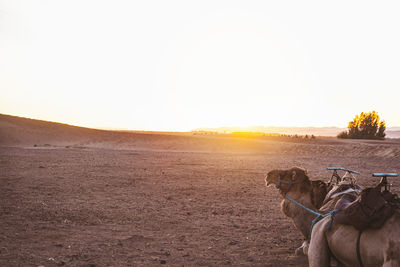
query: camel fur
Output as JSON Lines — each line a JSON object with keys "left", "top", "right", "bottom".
{"left": 265, "top": 167, "right": 328, "bottom": 255}
{"left": 266, "top": 167, "right": 400, "bottom": 267}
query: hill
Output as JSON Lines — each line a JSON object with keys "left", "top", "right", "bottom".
{"left": 1, "top": 114, "right": 400, "bottom": 158}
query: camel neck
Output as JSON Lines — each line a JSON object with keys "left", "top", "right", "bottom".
{"left": 281, "top": 192, "right": 318, "bottom": 240}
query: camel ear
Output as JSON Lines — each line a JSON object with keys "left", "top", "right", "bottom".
{"left": 304, "top": 169, "right": 308, "bottom": 175}
{"left": 291, "top": 170, "right": 297, "bottom": 181}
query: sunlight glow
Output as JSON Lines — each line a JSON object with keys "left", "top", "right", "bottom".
{"left": 1, "top": 1, "right": 400, "bottom": 131}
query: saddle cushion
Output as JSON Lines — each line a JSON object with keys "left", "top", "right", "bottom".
{"left": 334, "top": 193, "right": 357, "bottom": 211}
{"left": 323, "top": 184, "right": 361, "bottom": 206}
{"left": 333, "top": 186, "right": 395, "bottom": 231}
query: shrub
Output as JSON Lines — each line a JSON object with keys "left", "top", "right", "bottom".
{"left": 337, "top": 111, "right": 386, "bottom": 140}
{"left": 337, "top": 131, "right": 349, "bottom": 139}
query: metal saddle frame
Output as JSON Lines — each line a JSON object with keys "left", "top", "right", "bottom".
{"left": 327, "top": 167, "right": 360, "bottom": 186}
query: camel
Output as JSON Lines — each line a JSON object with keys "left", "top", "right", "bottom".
{"left": 265, "top": 167, "right": 329, "bottom": 255}
{"left": 266, "top": 167, "right": 400, "bottom": 267}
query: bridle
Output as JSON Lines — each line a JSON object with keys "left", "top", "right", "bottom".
{"left": 275, "top": 170, "right": 304, "bottom": 195}
{"left": 272, "top": 169, "right": 339, "bottom": 241}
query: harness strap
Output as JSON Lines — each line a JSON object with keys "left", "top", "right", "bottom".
{"left": 309, "top": 209, "right": 339, "bottom": 239}
{"left": 287, "top": 190, "right": 364, "bottom": 265}
{"left": 327, "top": 209, "right": 339, "bottom": 231}
{"left": 276, "top": 171, "right": 304, "bottom": 195}
{"left": 285, "top": 195, "right": 339, "bottom": 239}
{"left": 356, "top": 230, "right": 364, "bottom": 267}
{"left": 276, "top": 173, "right": 341, "bottom": 238}
{"left": 285, "top": 195, "right": 322, "bottom": 216}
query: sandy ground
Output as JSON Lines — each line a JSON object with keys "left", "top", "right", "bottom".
{"left": 1, "top": 114, "right": 400, "bottom": 266}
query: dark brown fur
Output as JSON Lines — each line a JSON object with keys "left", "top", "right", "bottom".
{"left": 310, "top": 180, "right": 328, "bottom": 209}
{"left": 267, "top": 167, "right": 328, "bottom": 209}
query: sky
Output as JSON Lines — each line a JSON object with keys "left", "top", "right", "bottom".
{"left": 1, "top": 0, "right": 400, "bottom": 131}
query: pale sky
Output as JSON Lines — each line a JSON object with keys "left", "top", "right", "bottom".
{"left": 1, "top": 0, "right": 400, "bottom": 131}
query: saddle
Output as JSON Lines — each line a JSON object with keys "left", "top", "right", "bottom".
{"left": 323, "top": 183, "right": 361, "bottom": 206}
{"left": 333, "top": 184, "right": 399, "bottom": 231}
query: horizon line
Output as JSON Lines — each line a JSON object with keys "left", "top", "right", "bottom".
{"left": 2, "top": 113, "right": 400, "bottom": 133}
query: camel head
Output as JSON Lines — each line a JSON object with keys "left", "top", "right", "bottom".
{"left": 265, "top": 167, "right": 311, "bottom": 195}
{"left": 266, "top": 167, "right": 329, "bottom": 208}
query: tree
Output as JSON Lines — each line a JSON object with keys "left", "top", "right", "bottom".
{"left": 337, "top": 111, "right": 386, "bottom": 140}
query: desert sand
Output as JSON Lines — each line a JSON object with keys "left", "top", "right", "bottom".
{"left": 1, "top": 114, "right": 399, "bottom": 266}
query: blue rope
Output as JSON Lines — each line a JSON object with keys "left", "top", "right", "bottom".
{"left": 327, "top": 209, "right": 339, "bottom": 231}
{"left": 284, "top": 195, "right": 339, "bottom": 236}
{"left": 310, "top": 214, "right": 325, "bottom": 236}
{"left": 285, "top": 195, "right": 324, "bottom": 216}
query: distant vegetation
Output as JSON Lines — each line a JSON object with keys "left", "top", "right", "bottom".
{"left": 337, "top": 111, "right": 386, "bottom": 140}
{"left": 192, "top": 130, "right": 316, "bottom": 140}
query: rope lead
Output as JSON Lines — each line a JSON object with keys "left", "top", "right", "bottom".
{"left": 284, "top": 195, "right": 338, "bottom": 238}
